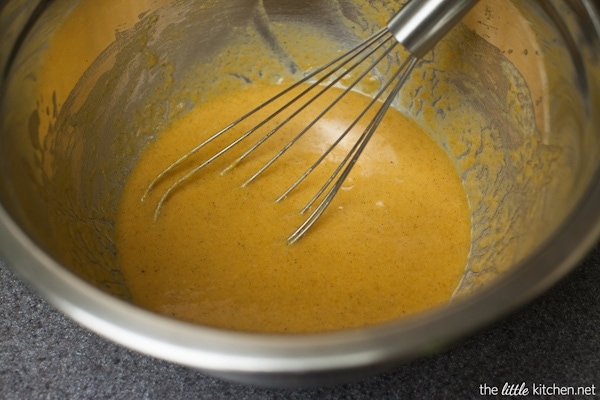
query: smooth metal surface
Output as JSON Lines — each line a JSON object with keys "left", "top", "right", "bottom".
{"left": 387, "top": 0, "right": 479, "bottom": 58}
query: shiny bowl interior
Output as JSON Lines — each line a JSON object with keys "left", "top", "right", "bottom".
{"left": 1, "top": 0, "right": 599, "bottom": 387}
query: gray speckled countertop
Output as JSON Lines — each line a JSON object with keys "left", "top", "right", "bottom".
{"left": 1, "top": 242, "right": 599, "bottom": 399}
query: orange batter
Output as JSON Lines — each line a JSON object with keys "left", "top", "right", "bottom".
{"left": 115, "top": 84, "right": 471, "bottom": 333}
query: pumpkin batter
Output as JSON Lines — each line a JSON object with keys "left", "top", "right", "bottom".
{"left": 116, "top": 84, "right": 471, "bottom": 333}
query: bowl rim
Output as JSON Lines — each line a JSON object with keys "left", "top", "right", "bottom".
{"left": 1, "top": 0, "right": 600, "bottom": 385}
{"left": 1, "top": 163, "right": 599, "bottom": 377}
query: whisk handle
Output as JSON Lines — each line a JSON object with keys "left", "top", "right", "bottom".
{"left": 387, "top": 0, "right": 479, "bottom": 59}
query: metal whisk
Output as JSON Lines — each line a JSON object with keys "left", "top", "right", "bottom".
{"left": 143, "top": 0, "right": 478, "bottom": 244}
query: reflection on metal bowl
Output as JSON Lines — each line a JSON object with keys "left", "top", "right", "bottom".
{"left": 0, "top": 0, "right": 599, "bottom": 387}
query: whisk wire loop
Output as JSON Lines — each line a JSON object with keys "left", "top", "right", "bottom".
{"left": 296, "top": 56, "right": 417, "bottom": 214}
{"left": 241, "top": 33, "right": 400, "bottom": 188}
{"left": 143, "top": 27, "right": 390, "bottom": 217}
{"left": 287, "top": 56, "right": 418, "bottom": 244}
{"left": 143, "top": 0, "right": 479, "bottom": 241}
{"left": 233, "top": 32, "right": 397, "bottom": 183}
{"left": 276, "top": 48, "right": 411, "bottom": 205}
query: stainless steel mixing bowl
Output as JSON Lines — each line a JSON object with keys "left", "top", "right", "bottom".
{"left": 1, "top": 0, "right": 599, "bottom": 387}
